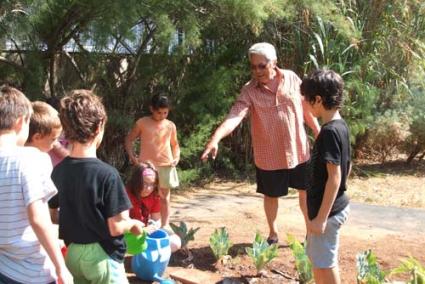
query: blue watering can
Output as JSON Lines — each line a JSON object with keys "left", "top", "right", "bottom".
{"left": 131, "top": 229, "right": 175, "bottom": 284}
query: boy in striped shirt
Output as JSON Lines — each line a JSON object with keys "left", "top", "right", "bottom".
{"left": 0, "top": 86, "right": 72, "bottom": 284}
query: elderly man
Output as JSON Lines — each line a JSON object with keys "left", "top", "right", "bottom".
{"left": 201, "top": 42, "right": 320, "bottom": 244}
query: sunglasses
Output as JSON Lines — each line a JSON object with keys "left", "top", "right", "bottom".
{"left": 250, "top": 63, "right": 268, "bottom": 70}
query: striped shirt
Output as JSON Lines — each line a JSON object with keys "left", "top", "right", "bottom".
{"left": 227, "top": 69, "right": 310, "bottom": 170}
{"left": 0, "top": 147, "right": 57, "bottom": 284}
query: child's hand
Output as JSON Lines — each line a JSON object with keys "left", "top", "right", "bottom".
{"left": 308, "top": 218, "right": 327, "bottom": 235}
{"left": 171, "top": 158, "right": 179, "bottom": 167}
{"left": 130, "top": 219, "right": 145, "bottom": 235}
{"left": 56, "top": 265, "right": 73, "bottom": 284}
{"left": 144, "top": 224, "right": 158, "bottom": 234}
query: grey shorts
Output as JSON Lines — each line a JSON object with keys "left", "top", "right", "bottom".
{"left": 306, "top": 205, "right": 350, "bottom": 268}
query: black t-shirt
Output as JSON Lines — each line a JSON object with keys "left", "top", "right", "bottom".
{"left": 308, "top": 119, "right": 350, "bottom": 220}
{"left": 49, "top": 157, "right": 131, "bottom": 262}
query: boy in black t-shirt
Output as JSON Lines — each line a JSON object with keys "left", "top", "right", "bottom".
{"left": 300, "top": 70, "right": 351, "bottom": 284}
{"left": 49, "top": 90, "right": 145, "bottom": 284}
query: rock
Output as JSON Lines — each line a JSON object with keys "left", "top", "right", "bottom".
{"left": 168, "top": 267, "right": 222, "bottom": 284}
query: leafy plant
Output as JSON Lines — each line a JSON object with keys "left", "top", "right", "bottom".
{"left": 356, "top": 250, "right": 386, "bottom": 284}
{"left": 391, "top": 257, "right": 425, "bottom": 284}
{"left": 287, "top": 234, "right": 313, "bottom": 284}
{"left": 245, "top": 231, "right": 278, "bottom": 272}
{"left": 169, "top": 221, "right": 200, "bottom": 250}
{"left": 209, "top": 227, "right": 232, "bottom": 260}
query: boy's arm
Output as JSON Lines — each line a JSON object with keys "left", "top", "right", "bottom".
{"left": 125, "top": 120, "right": 142, "bottom": 165}
{"left": 170, "top": 124, "right": 180, "bottom": 166}
{"left": 27, "top": 200, "right": 73, "bottom": 284}
{"left": 309, "top": 163, "right": 341, "bottom": 234}
{"left": 107, "top": 209, "right": 146, "bottom": 236}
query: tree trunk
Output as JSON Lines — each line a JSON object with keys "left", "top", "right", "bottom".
{"left": 406, "top": 144, "right": 421, "bottom": 164}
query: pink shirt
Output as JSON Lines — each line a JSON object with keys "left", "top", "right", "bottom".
{"left": 227, "top": 69, "right": 310, "bottom": 170}
{"left": 136, "top": 117, "right": 177, "bottom": 167}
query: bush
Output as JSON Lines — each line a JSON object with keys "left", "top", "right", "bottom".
{"left": 361, "top": 110, "right": 410, "bottom": 163}
{"left": 404, "top": 94, "right": 425, "bottom": 164}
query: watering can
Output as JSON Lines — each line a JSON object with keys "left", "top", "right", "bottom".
{"left": 131, "top": 229, "right": 175, "bottom": 284}
{"left": 124, "top": 231, "right": 147, "bottom": 255}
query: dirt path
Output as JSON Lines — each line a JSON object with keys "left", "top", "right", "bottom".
{"left": 128, "top": 181, "right": 425, "bottom": 283}
{"left": 168, "top": 182, "right": 425, "bottom": 283}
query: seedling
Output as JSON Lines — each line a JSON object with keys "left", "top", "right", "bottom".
{"left": 169, "top": 221, "right": 200, "bottom": 256}
{"left": 356, "top": 250, "right": 386, "bottom": 284}
{"left": 209, "top": 227, "right": 232, "bottom": 260}
{"left": 287, "top": 234, "right": 313, "bottom": 284}
{"left": 391, "top": 257, "right": 425, "bottom": 283}
{"left": 245, "top": 231, "right": 278, "bottom": 272}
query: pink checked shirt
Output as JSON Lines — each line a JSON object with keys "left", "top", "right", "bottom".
{"left": 227, "top": 68, "right": 310, "bottom": 170}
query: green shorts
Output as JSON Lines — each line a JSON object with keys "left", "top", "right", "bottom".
{"left": 157, "top": 166, "right": 179, "bottom": 189}
{"left": 65, "top": 243, "right": 128, "bottom": 284}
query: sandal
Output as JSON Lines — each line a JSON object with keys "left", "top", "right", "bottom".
{"left": 266, "top": 237, "right": 279, "bottom": 245}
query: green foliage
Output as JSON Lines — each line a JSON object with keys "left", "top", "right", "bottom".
{"left": 391, "top": 257, "right": 425, "bottom": 284}
{"left": 404, "top": 91, "right": 425, "bottom": 163}
{"left": 169, "top": 221, "right": 200, "bottom": 249}
{"left": 245, "top": 232, "right": 278, "bottom": 271}
{"left": 287, "top": 234, "right": 313, "bottom": 284}
{"left": 356, "top": 250, "right": 386, "bottom": 284}
{"left": 362, "top": 110, "right": 410, "bottom": 163}
{"left": 209, "top": 227, "right": 232, "bottom": 260}
{"left": 2, "top": 0, "right": 425, "bottom": 180}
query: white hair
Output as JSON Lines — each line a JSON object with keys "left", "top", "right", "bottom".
{"left": 248, "top": 42, "right": 277, "bottom": 62}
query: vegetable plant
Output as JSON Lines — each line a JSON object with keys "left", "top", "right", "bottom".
{"left": 209, "top": 227, "right": 232, "bottom": 260}
{"left": 356, "top": 250, "right": 386, "bottom": 284}
{"left": 169, "top": 221, "right": 200, "bottom": 250}
{"left": 245, "top": 231, "right": 278, "bottom": 272}
{"left": 287, "top": 234, "right": 313, "bottom": 284}
{"left": 391, "top": 257, "right": 425, "bottom": 284}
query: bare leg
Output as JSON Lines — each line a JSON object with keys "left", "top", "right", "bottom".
{"left": 263, "top": 195, "right": 279, "bottom": 240}
{"left": 298, "top": 190, "right": 308, "bottom": 234}
{"left": 159, "top": 187, "right": 171, "bottom": 227}
{"left": 313, "top": 267, "right": 340, "bottom": 284}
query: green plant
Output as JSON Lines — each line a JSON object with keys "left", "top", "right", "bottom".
{"left": 245, "top": 231, "right": 278, "bottom": 272}
{"left": 356, "top": 250, "right": 386, "bottom": 284}
{"left": 391, "top": 257, "right": 425, "bottom": 284}
{"left": 209, "top": 227, "right": 232, "bottom": 260}
{"left": 169, "top": 221, "right": 200, "bottom": 250}
{"left": 287, "top": 234, "right": 313, "bottom": 284}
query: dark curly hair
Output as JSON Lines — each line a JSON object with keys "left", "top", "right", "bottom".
{"left": 300, "top": 69, "right": 344, "bottom": 110}
{"left": 59, "top": 89, "right": 107, "bottom": 143}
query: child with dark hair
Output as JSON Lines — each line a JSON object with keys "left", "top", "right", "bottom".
{"left": 125, "top": 94, "right": 180, "bottom": 229}
{"left": 0, "top": 86, "right": 72, "bottom": 284}
{"left": 126, "top": 164, "right": 181, "bottom": 252}
{"left": 300, "top": 70, "right": 351, "bottom": 284}
{"left": 49, "top": 89, "right": 145, "bottom": 284}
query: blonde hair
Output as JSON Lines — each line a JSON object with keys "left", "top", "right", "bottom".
{"left": 248, "top": 42, "right": 277, "bottom": 62}
{"left": 28, "top": 101, "right": 62, "bottom": 142}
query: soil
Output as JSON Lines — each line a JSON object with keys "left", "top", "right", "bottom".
{"left": 127, "top": 159, "right": 425, "bottom": 283}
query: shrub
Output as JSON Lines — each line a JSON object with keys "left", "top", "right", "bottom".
{"left": 361, "top": 110, "right": 410, "bottom": 163}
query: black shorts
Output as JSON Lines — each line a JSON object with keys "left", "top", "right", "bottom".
{"left": 256, "top": 162, "right": 310, "bottom": 197}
